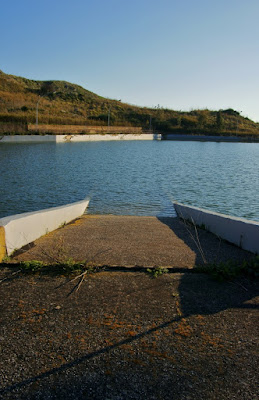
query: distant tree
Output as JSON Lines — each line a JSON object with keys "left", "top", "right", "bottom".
{"left": 198, "top": 112, "right": 207, "bottom": 129}
{"left": 216, "top": 111, "right": 224, "bottom": 131}
{"left": 222, "top": 108, "right": 239, "bottom": 116}
{"left": 41, "top": 81, "right": 55, "bottom": 97}
{"left": 177, "top": 115, "right": 182, "bottom": 127}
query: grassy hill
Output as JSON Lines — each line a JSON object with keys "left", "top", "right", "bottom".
{"left": 0, "top": 69, "right": 258, "bottom": 137}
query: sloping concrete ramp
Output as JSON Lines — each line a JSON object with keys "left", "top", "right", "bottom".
{"left": 13, "top": 215, "right": 252, "bottom": 267}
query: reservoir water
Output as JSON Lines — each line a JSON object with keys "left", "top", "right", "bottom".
{"left": 0, "top": 141, "right": 258, "bottom": 221}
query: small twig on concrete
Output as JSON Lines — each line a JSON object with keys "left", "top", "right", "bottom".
{"left": 0, "top": 269, "right": 21, "bottom": 283}
{"left": 191, "top": 217, "right": 207, "bottom": 264}
{"left": 67, "top": 267, "right": 89, "bottom": 284}
{"left": 66, "top": 270, "right": 89, "bottom": 296}
{"left": 229, "top": 281, "right": 248, "bottom": 292}
{"left": 178, "top": 211, "right": 207, "bottom": 264}
{"left": 76, "top": 274, "right": 85, "bottom": 292}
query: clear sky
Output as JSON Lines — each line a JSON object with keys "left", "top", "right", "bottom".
{"left": 1, "top": 0, "right": 259, "bottom": 121}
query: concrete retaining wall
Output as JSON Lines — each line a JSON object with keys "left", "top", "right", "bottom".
{"left": 56, "top": 133, "right": 161, "bottom": 142}
{"left": 0, "top": 135, "right": 56, "bottom": 142}
{"left": 174, "top": 202, "right": 259, "bottom": 254}
{"left": 1, "top": 134, "right": 161, "bottom": 143}
{"left": 0, "top": 199, "right": 89, "bottom": 259}
{"left": 163, "top": 134, "right": 241, "bottom": 142}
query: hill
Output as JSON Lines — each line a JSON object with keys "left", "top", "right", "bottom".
{"left": 0, "top": 70, "right": 258, "bottom": 137}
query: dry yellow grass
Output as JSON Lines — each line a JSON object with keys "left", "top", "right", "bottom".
{"left": 28, "top": 124, "right": 143, "bottom": 134}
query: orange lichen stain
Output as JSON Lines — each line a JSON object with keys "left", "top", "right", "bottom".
{"left": 121, "top": 344, "right": 133, "bottom": 351}
{"left": 126, "top": 331, "right": 137, "bottom": 337}
{"left": 74, "top": 334, "right": 84, "bottom": 342}
{"left": 104, "top": 314, "right": 115, "bottom": 320}
{"left": 69, "top": 219, "right": 83, "bottom": 227}
{"left": 32, "top": 309, "right": 46, "bottom": 315}
{"left": 200, "top": 332, "right": 221, "bottom": 347}
{"left": 104, "top": 321, "right": 112, "bottom": 326}
{"left": 104, "top": 339, "right": 114, "bottom": 346}
{"left": 174, "top": 319, "right": 193, "bottom": 337}
{"left": 196, "top": 314, "right": 205, "bottom": 322}
{"left": 175, "top": 299, "right": 182, "bottom": 316}
{"left": 105, "top": 370, "right": 112, "bottom": 375}
{"left": 57, "top": 355, "right": 66, "bottom": 363}
{"left": 66, "top": 332, "right": 72, "bottom": 339}
{"left": 125, "top": 323, "right": 135, "bottom": 329}
{"left": 18, "top": 300, "right": 25, "bottom": 308}
{"left": 111, "top": 323, "right": 124, "bottom": 329}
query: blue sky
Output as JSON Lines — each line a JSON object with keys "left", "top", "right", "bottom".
{"left": 1, "top": 0, "right": 259, "bottom": 121}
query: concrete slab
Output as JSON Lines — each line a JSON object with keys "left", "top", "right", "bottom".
{"left": 13, "top": 215, "right": 253, "bottom": 267}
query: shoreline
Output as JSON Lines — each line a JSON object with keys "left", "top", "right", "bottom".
{"left": 1, "top": 133, "right": 259, "bottom": 143}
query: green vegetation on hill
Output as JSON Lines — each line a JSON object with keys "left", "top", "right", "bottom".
{"left": 0, "top": 69, "right": 258, "bottom": 137}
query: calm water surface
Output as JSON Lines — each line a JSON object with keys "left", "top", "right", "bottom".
{"left": 0, "top": 141, "right": 258, "bottom": 221}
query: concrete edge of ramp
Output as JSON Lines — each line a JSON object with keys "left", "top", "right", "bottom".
{"left": 0, "top": 199, "right": 89, "bottom": 259}
{"left": 173, "top": 202, "right": 259, "bottom": 254}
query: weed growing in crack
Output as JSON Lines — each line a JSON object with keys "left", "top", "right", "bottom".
{"left": 195, "top": 256, "right": 259, "bottom": 281}
{"left": 147, "top": 267, "right": 169, "bottom": 278}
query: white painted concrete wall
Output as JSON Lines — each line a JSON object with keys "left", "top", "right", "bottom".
{"left": 174, "top": 202, "right": 259, "bottom": 254}
{"left": 56, "top": 133, "right": 161, "bottom": 142}
{"left": 1, "top": 134, "right": 161, "bottom": 143}
{"left": 0, "top": 199, "right": 89, "bottom": 255}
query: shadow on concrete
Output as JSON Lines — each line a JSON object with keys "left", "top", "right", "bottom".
{"left": 157, "top": 216, "right": 253, "bottom": 265}
{"left": 1, "top": 270, "right": 258, "bottom": 399}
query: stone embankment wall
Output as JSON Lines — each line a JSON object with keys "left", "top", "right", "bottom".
{"left": 0, "top": 199, "right": 89, "bottom": 260}
{"left": 174, "top": 202, "right": 259, "bottom": 254}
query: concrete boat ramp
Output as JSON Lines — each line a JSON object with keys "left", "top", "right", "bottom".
{"left": 12, "top": 214, "right": 252, "bottom": 267}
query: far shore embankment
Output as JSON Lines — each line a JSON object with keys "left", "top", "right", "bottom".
{"left": 0, "top": 133, "right": 161, "bottom": 143}
{"left": 162, "top": 133, "right": 259, "bottom": 142}
{"left": 1, "top": 122, "right": 259, "bottom": 142}
{"left": 1, "top": 132, "right": 259, "bottom": 143}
